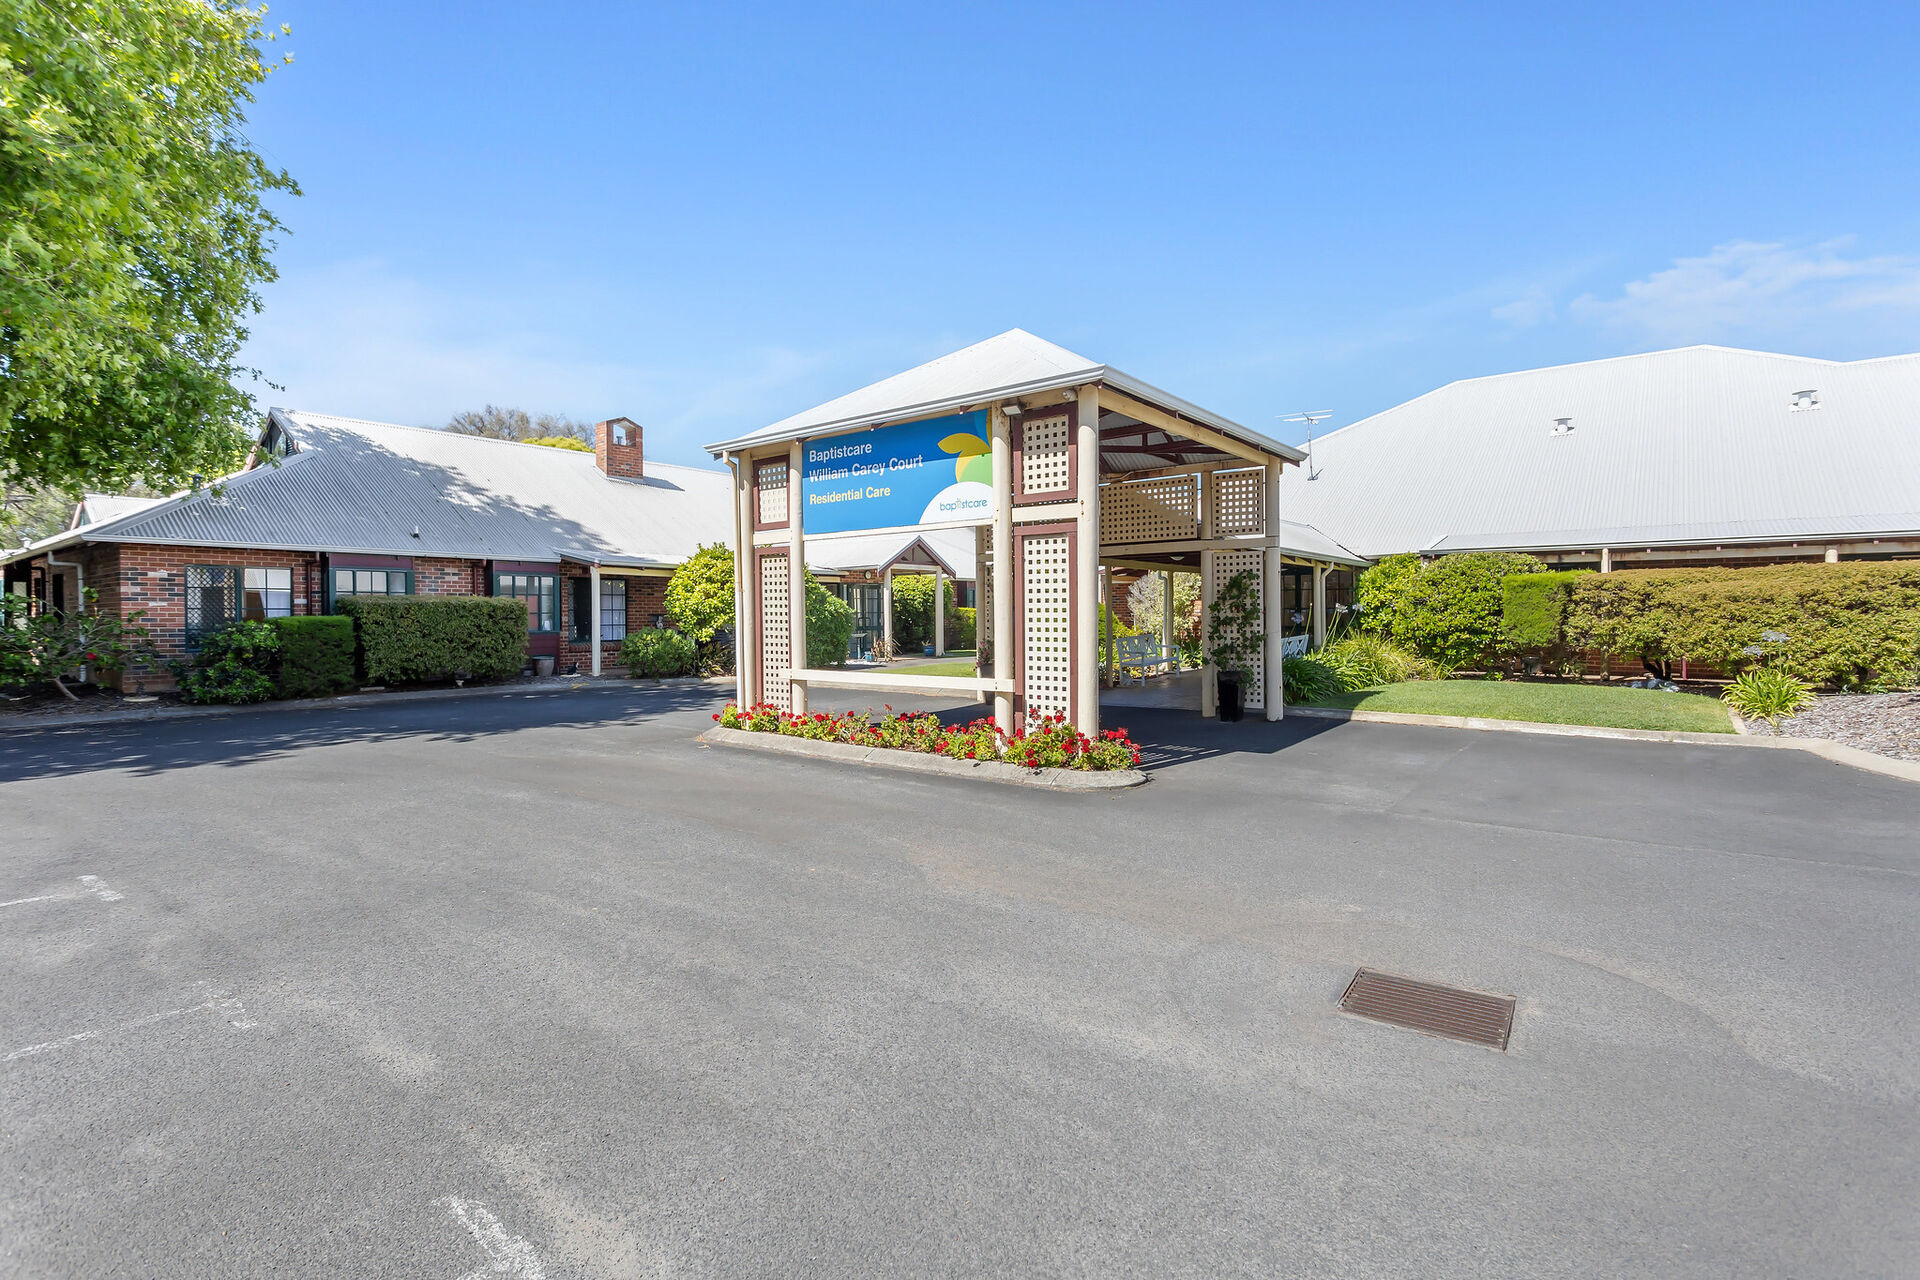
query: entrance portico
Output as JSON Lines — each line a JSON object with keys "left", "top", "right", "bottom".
{"left": 708, "top": 329, "right": 1354, "bottom": 737}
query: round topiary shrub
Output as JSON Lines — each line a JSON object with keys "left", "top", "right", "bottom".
{"left": 621, "top": 628, "right": 697, "bottom": 678}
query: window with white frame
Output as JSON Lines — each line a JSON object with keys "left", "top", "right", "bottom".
{"left": 243, "top": 567, "right": 293, "bottom": 620}
{"left": 599, "top": 577, "right": 627, "bottom": 642}
{"left": 330, "top": 567, "right": 412, "bottom": 608}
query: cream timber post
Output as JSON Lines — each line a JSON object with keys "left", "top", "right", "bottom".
{"left": 730, "top": 453, "right": 750, "bottom": 706}
{"left": 975, "top": 525, "right": 990, "bottom": 704}
{"left": 991, "top": 404, "right": 1015, "bottom": 737}
{"left": 590, "top": 563, "right": 604, "bottom": 677}
{"left": 934, "top": 566, "right": 946, "bottom": 656}
{"left": 1311, "top": 565, "right": 1328, "bottom": 648}
{"left": 736, "top": 452, "right": 757, "bottom": 706}
{"left": 1198, "top": 467, "right": 1217, "bottom": 718}
{"left": 1262, "top": 464, "right": 1284, "bottom": 722}
{"left": 1161, "top": 569, "right": 1176, "bottom": 669}
{"left": 1105, "top": 568, "right": 1121, "bottom": 687}
{"left": 1600, "top": 546, "right": 1613, "bottom": 573}
{"left": 882, "top": 568, "right": 895, "bottom": 656}
{"left": 1075, "top": 384, "right": 1102, "bottom": 736}
{"left": 787, "top": 440, "right": 807, "bottom": 715}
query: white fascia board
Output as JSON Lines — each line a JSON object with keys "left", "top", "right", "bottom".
{"left": 1100, "top": 368, "right": 1307, "bottom": 463}
{"left": 706, "top": 364, "right": 1306, "bottom": 465}
{"left": 704, "top": 367, "right": 1104, "bottom": 456}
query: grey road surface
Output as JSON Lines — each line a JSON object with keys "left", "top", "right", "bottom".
{"left": 2, "top": 686, "right": 1915, "bottom": 1278}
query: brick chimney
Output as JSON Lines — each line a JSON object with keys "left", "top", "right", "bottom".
{"left": 594, "top": 417, "right": 644, "bottom": 480}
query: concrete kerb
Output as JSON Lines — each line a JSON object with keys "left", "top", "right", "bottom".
{"left": 0, "top": 675, "right": 734, "bottom": 734}
{"left": 1286, "top": 704, "right": 1920, "bottom": 785}
{"left": 700, "top": 725, "right": 1148, "bottom": 791}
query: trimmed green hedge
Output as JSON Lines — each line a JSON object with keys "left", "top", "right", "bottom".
{"left": 951, "top": 605, "right": 977, "bottom": 650}
{"left": 337, "top": 596, "right": 528, "bottom": 685}
{"left": 1356, "top": 551, "right": 1545, "bottom": 666}
{"left": 621, "top": 628, "right": 696, "bottom": 677}
{"left": 1564, "top": 560, "right": 1920, "bottom": 689}
{"left": 270, "top": 616, "right": 356, "bottom": 698}
{"left": 1502, "top": 571, "right": 1588, "bottom": 650}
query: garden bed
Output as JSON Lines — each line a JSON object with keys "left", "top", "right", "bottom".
{"left": 1740, "top": 691, "right": 1920, "bottom": 762}
{"left": 1303, "top": 679, "right": 1735, "bottom": 733}
{"left": 711, "top": 702, "right": 1145, "bottom": 778}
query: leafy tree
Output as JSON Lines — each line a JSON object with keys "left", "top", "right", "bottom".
{"left": 805, "top": 572, "right": 853, "bottom": 667}
{"left": 1, "top": 0, "right": 297, "bottom": 494}
{"left": 889, "top": 574, "right": 956, "bottom": 651}
{"left": 1125, "top": 570, "right": 1201, "bottom": 644}
{"left": 1353, "top": 553, "right": 1422, "bottom": 639}
{"left": 524, "top": 436, "right": 590, "bottom": 451}
{"left": 664, "top": 543, "right": 734, "bottom": 645}
{"left": 0, "top": 588, "right": 157, "bottom": 698}
{"left": 445, "top": 405, "right": 591, "bottom": 443}
{"left": 0, "top": 486, "right": 78, "bottom": 547}
{"left": 1396, "top": 552, "right": 1543, "bottom": 667}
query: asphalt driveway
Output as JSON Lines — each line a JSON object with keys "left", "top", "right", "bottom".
{"left": 2, "top": 686, "right": 1915, "bottom": 1277}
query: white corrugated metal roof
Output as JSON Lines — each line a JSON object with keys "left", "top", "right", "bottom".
{"left": 73, "top": 493, "right": 168, "bottom": 529}
{"left": 804, "top": 527, "right": 977, "bottom": 579}
{"left": 1278, "top": 345, "right": 1920, "bottom": 559}
{"left": 706, "top": 328, "right": 1304, "bottom": 464}
{"left": 10, "top": 411, "right": 733, "bottom": 565}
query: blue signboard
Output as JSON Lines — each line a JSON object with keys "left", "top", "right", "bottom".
{"left": 799, "top": 410, "right": 995, "bottom": 535}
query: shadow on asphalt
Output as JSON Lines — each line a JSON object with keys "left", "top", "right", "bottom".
{"left": 0, "top": 686, "right": 725, "bottom": 783}
{"left": 853, "top": 700, "right": 1346, "bottom": 772}
{"left": 1102, "top": 706, "right": 1345, "bottom": 770}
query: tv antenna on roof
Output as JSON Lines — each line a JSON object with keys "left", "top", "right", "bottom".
{"left": 1281, "top": 410, "right": 1332, "bottom": 480}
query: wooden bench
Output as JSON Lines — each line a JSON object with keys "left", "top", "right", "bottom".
{"left": 1113, "top": 634, "right": 1178, "bottom": 685}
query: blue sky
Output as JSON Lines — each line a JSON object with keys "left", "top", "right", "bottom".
{"left": 239, "top": 1, "right": 1920, "bottom": 466}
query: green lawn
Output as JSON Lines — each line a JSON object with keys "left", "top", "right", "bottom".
{"left": 896, "top": 660, "right": 980, "bottom": 678}
{"left": 1306, "top": 679, "right": 1735, "bottom": 733}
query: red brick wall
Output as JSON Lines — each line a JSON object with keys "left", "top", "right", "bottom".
{"left": 556, "top": 570, "right": 672, "bottom": 671}
{"left": 113, "top": 544, "right": 321, "bottom": 690}
{"left": 414, "top": 556, "right": 482, "bottom": 595}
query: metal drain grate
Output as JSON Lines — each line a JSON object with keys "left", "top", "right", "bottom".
{"left": 1339, "top": 968, "right": 1515, "bottom": 1050}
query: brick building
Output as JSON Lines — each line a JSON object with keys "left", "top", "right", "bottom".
{"left": 2, "top": 411, "right": 732, "bottom": 690}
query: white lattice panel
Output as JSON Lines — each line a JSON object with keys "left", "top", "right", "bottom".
{"left": 1212, "top": 468, "right": 1265, "bottom": 537}
{"left": 756, "top": 459, "right": 789, "bottom": 524}
{"left": 1213, "top": 548, "right": 1265, "bottom": 711}
{"left": 758, "top": 552, "right": 791, "bottom": 710}
{"left": 977, "top": 533, "right": 994, "bottom": 663}
{"left": 1021, "top": 534, "right": 1072, "bottom": 718}
{"left": 1021, "top": 414, "right": 1072, "bottom": 495}
{"left": 1101, "top": 475, "right": 1200, "bottom": 544}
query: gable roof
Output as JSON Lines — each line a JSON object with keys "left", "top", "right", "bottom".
{"left": 9, "top": 410, "right": 733, "bottom": 567}
{"left": 72, "top": 493, "right": 167, "bottom": 530}
{"left": 804, "top": 527, "right": 977, "bottom": 579}
{"left": 1277, "top": 345, "right": 1920, "bottom": 559}
{"left": 707, "top": 328, "right": 1303, "bottom": 465}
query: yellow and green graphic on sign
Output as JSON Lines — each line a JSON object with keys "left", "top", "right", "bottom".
{"left": 939, "top": 430, "right": 992, "bottom": 485}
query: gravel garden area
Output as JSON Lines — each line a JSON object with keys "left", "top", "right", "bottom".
{"left": 1741, "top": 690, "right": 1920, "bottom": 762}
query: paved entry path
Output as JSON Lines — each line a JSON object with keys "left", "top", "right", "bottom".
{"left": 2, "top": 686, "right": 1915, "bottom": 1278}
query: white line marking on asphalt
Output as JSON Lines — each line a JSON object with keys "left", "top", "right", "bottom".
{"left": 3, "top": 992, "right": 254, "bottom": 1062}
{"left": 0, "top": 875, "right": 124, "bottom": 910}
{"left": 436, "top": 1195, "right": 547, "bottom": 1279}
{"left": 77, "top": 875, "right": 124, "bottom": 901}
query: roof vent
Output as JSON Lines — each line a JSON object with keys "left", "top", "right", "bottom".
{"left": 1791, "top": 389, "right": 1820, "bottom": 411}
{"left": 1551, "top": 417, "right": 1574, "bottom": 436}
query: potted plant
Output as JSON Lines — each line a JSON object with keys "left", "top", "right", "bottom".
{"left": 1205, "top": 570, "right": 1266, "bottom": 723}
